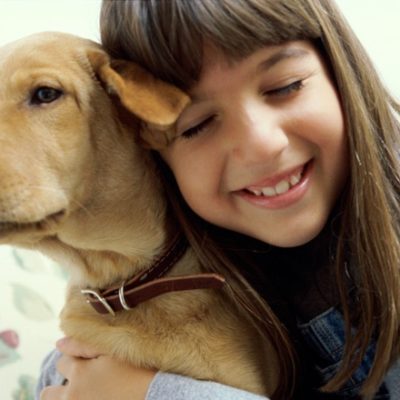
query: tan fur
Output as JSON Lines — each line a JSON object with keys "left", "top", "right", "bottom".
{"left": 0, "top": 32, "right": 278, "bottom": 395}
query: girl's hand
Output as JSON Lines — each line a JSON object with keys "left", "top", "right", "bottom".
{"left": 40, "top": 337, "right": 157, "bottom": 400}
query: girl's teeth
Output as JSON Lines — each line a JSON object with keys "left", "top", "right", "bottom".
{"left": 262, "top": 187, "right": 276, "bottom": 196}
{"left": 290, "top": 173, "right": 301, "bottom": 186}
{"left": 275, "top": 180, "right": 290, "bottom": 195}
{"left": 247, "top": 170, "right": 303, "bottom": 197}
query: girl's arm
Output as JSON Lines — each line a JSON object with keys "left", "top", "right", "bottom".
{"left": 148, "top": 372, "right": 270, "bottom": 400}
{"left": 36, "top": 339, "right": 270, "bottom": 400}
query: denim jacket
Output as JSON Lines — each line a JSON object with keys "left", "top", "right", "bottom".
{"left": 298, "top": 306, "right": 400, "bottom": 398}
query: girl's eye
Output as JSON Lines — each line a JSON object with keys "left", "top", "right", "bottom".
{"left": 264, "top": 80, "right": 304, "bottom": 97}
{"left": 181, "top": 115, "right": 215, "bottom": 139}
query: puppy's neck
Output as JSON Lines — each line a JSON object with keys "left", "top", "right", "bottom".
{"left": 36, "top": 212, "right": 172, "bottom": 290}
{"left": 34, "top": 150, "right": 171, "bottom": 289}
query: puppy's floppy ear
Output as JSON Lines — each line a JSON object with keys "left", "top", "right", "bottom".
{"left": 87, "top": 50, "right": 190, "bottom": 149}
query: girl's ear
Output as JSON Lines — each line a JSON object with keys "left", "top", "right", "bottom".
{"left": 87, "top": 50, "right": 190, "bottom": 148}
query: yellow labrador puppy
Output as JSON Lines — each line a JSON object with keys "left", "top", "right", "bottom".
{"left": 0, "top": 32, "right": 278, "bottom": 395}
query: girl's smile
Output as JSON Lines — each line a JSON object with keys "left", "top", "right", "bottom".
{"left": 161, "top": 40, "right": 348, "bottom": 247}
{"left": 238, "top": 159, "right": 313, "bottom": 209}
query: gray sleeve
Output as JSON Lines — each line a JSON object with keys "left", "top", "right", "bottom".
{"left": 35, "top": 349, "right": 65, "bottom": 400}
{"left": 35, "top": 350, "right": 270, "bottom": 400}
{"left": 146, "top": 372, "right": 270, "bottom": 400}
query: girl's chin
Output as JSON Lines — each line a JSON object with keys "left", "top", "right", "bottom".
{"left": 247, "top": 222, "right": 325, "bottom": 248}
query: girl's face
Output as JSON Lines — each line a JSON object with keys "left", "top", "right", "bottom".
{"left": 161, "top": 40, "right": 348, "bottom": 247}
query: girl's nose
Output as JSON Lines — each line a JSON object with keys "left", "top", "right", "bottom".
{"left": 226, "top": 101, "right": 289, "bottom": 163}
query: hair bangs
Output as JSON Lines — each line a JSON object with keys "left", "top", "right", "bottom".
{"left": 101, "top": 0, "right": 321, "bottom": 90}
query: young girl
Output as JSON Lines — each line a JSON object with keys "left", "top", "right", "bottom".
{"left": 38, "top": 1, "right": 400, "bottom": 399}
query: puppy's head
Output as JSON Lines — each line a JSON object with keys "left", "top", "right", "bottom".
{"left": 0, "top": 32, "right": 189, "bottom": 245}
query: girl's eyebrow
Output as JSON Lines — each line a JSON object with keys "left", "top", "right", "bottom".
{"left": 257, "top": 47, "right": 309, "bottom": 72}
{"left": 189, "top": 47, "right": 310, "bottom": 105}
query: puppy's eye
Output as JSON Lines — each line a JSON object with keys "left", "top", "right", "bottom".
{"left": 30, "top": 87, "right": 63, "bottom": 105}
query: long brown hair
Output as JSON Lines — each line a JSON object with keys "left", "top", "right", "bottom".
{"left": 100, "top": 1, "right": 400, "bottom": 398}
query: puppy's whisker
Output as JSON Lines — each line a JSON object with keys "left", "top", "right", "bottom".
{"left": 28, "top": 185, "right": 64, "bottom": 195}
{"left": 28, "top": 185, "right": 94, "bottom": 218}
{"left": 69, "top": 199, "right": 93, "bottom": 218}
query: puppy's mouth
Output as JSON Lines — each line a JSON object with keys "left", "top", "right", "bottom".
{"left": 0, "top": 209, "right": 66, "bottom": 237}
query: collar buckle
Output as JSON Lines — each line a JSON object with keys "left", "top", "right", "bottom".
{"left": 81, "top": 288, "right": 116, "bottom": 316}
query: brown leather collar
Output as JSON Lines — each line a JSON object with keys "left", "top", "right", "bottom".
{"left": 81, "top": 235, "right": 225, "bottom": 315}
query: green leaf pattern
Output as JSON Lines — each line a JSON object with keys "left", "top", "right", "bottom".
{"left": 0, "top": 245, "right": 68, "bottom": 400}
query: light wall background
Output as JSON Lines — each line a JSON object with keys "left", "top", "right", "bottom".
{"left": 0, "top": 0, "right": 102, "bottom": 44}
{"left": 0, "top": 0, "right": 398, "bottom": 97}
{"left": 336, "top": 0, "right": 400, "bottom": 97}
{"left": 0, "top": 1, "right": 398, "bottom": 400}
